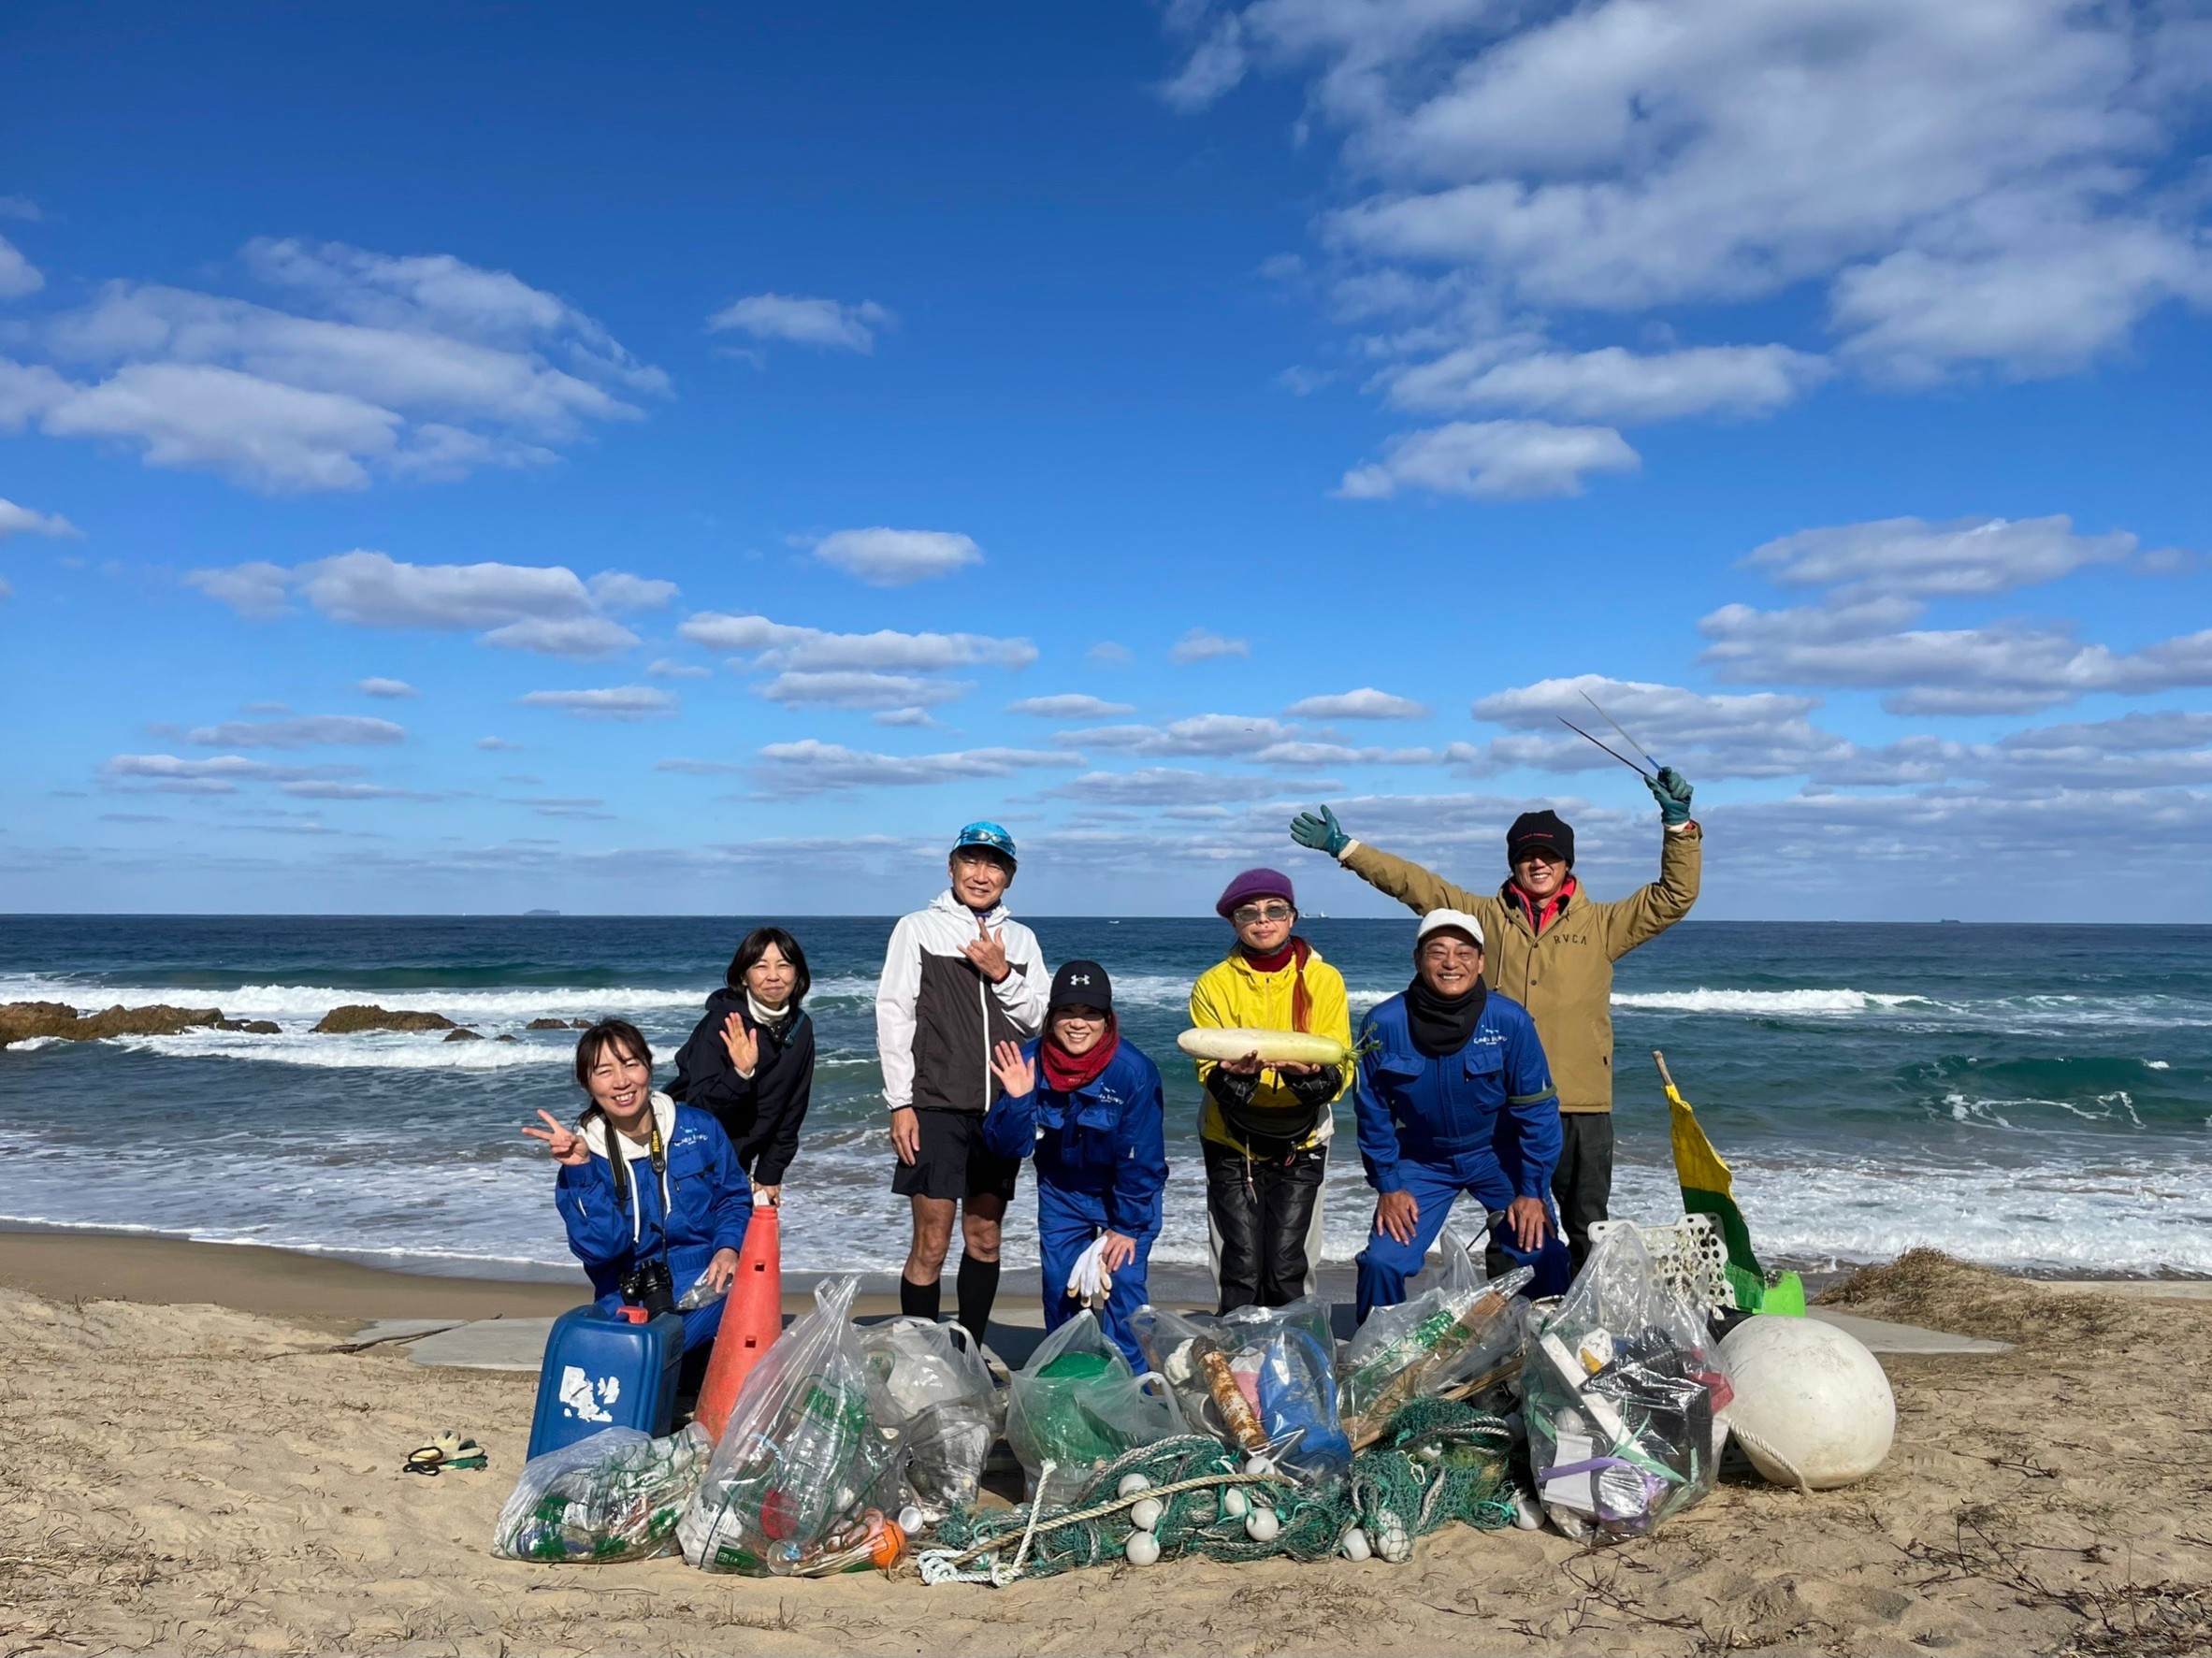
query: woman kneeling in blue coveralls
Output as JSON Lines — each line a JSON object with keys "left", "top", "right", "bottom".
{"left": 1354, "top": 909, "right": 1573, "bottom": 1322}
{"left": 981, "top": 959, "right": 1168, "bottom": 1369}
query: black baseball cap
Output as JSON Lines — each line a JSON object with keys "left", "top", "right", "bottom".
{"left": 1048, "top": 959, "right": 1112, "bottom": 1015}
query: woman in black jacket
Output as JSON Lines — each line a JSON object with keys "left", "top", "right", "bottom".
{"left": 670, "top": 927, "right": 817, "bottom": 1204}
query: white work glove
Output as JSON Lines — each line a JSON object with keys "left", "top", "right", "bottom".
{"left": 1066, "top": 1233, "right": 1114, "bottom": 1311}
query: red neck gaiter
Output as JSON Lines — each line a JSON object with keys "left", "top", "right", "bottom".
{"left": 1239, "top": 937, "right": 1314, "bottom": 1031}
{"left": 1041, "top": 1015, "right": 1120, "bottom": 1093}
{"left": 1505, "top": 874, "right": 1579, "bottom": 934}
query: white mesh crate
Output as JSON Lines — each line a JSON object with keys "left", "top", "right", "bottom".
{"left": 1585, "top": 1214, "right": 1736, "bottom": 1316}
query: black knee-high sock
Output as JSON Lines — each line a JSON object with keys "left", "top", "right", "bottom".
{"left": 900, "top": 1274, "right": 942, "bottom": 1321}
{"left": 956, "top": 1256, "right": 1001, "bottom": 1346}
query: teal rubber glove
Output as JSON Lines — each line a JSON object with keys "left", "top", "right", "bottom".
{"left": 1646, "top": 766, "right": 1694, "bottom": 826}
{"left": 1289, "top": 804, "right": 1350, "bottom": 856}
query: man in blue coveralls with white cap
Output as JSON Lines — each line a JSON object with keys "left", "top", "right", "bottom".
{"left": 1352, "top": 908, "right": 1573, "bottom": 1321}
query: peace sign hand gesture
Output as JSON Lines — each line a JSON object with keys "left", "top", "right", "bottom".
{"left": 523, "top": 1108, "right": 591, "bottom": 1167}
{"left": 718, "top": 1012, "right": 759, "bottom": 1078}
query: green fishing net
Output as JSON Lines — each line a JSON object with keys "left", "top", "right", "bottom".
{"left": 927, "top": 1397, "right": 1515, "bottom": 1579}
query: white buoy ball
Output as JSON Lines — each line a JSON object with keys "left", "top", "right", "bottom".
{"left": 1718, "top": 1315, "right": 1895, "bottom": 1490}
{"left": 1340, "top": 1526, "right": 1371, "bottom": 1562}
{"left": 1221, "top": 1488, "right": 1249, "bottom": 1519}
{"left": 1129, "top": 1497, "right": 1164, "bottom": 1532}
{"left": 1511, "top": 1492, "right": 1542, "bottom": 1531}
{"left": 1245, "top": 1506, "right": 1280, "bottom": 1543}
{"left": 898, "top": 1504, "right": 926, "bottom": 1535}
{"left": 1118, "top": 1473, "right": 1153, "bottom": 1498}
{"left": 1243, "top": 1454, "right": 1274, "bottom": 1478}
{"left": 1124, "top": 1530, "right": 1162, "bottom": 1566}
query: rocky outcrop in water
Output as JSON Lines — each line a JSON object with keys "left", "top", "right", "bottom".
{"left": 442, "top": 1027, "right": 484, "bottom": 1042}
{"left": 0, "top": 1002, "right": 226, "bottom": 1048}
{"left": 526, "top": 1017, "right": 595, "bottom": 1031}
{"left": 311, "top": 1005, "right": 457, "bottom": 1034}
{"left": 218, "top": 1019, "right": 283, "bottom": 1034}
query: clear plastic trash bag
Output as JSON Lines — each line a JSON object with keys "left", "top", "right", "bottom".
{"left": 492, "top": 1423, "right": 712, "bottom": 1563}
{"left": 1131, "top": 1294, "right": 1351, "bottom": 1484}
{"left": 1005, "top": 1309, "right": 1178, "bottom": 1507}
{"left": 1338, "top": 1228, "right": 1532, "bottom": 1450}
{"left": 1525, "top": 1226, "right": 1734, "bottom": 1540}
{"left": 678, "top": 1275, "right": 905, "bottom": 1574}
{"left": 860, "top": 1316, "right": 1003, "bottom": 1524}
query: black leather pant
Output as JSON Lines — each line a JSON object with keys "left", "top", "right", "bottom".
{"left": 1204, "top": 1138, "right": 1326, "bottom": 1314}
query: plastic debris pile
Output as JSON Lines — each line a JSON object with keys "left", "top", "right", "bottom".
{"left": 493, "top": 1423, "right": 713, "bottom": 1562}
{"left": 1526, "top": 1227, "right": 1734, "bottom": 1541}
{"left": 1134, "top": 1295, "right": 1352, "bottom": 1484}
{"left": 676, "top": 1276, "right": 908, "bottom": 1575}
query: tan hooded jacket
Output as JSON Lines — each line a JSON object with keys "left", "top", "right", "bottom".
{"left": 1336, "top": 824, "right": 1700, "bottom": 1114}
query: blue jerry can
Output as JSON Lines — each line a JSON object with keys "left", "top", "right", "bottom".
{"left": 527, "top": 1304, "right": 687, "bottom": 1460}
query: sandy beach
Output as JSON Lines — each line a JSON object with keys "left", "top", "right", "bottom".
{"left": 0, "top": 1231, "right": 2205, "bottom": 1655}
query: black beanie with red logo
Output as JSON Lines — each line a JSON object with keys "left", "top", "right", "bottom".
{"left": 1507, "top": 809, "right": 1575, "bottom": 869}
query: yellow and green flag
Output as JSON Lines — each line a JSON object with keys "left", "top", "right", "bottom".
{"left": 1655, "top": 1050, "right": 1804, "bottom": 1317}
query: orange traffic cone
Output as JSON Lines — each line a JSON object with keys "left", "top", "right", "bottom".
{"left": 694, "top": 1201, "right": 783, "bottom": 1441}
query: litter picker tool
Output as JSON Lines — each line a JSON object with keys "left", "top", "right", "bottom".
{"left": 1557, "top": 716, "right": 1655, "bottom": 779}
{"left": 1582, "top": 690, "right": 1664, "bottom": 775}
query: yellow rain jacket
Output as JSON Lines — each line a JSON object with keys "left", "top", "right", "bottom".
{"left": 1188, "top": 945, "right": 1352, "bottom": 1152}
{"left": 1337, "top": 824, "right": 1700, "bottom": 1116}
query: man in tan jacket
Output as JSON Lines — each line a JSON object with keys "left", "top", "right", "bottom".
{"left": 1291, "top": 776, "right": 1699, "bottom": 1268}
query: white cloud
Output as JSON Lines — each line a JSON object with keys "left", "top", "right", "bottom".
{"left": 708, "top": 294, "right": 892, "bottom": 353}
{"left": 809, "top": 527, "right": 983, "bottom": 585}
{"left": 1745, "top": 514, "right": 2139, "bottom": 598}
{"left": 5, "top": 239, "right": 661, "bottom": 492}
{"left": 281, "top": 781, "right": 441, "bottom": 801}
{"left": 1700, "top": 611, "right": 2212, "bottom": 714}
{"left": 0, "top": 575, "right": 13, "bottom": 601}
{"left": 1469, "top": 673, "right": 1847, "bottom": 779}
{"left": 655, "top": 757, "right": 743, "bottom": 775}
{"left": 752, "top": 740, "right": 1078, "bottom": 797}
{"left": 757, "top": 671, "right": 972, "bottom": 712}
{"left": 480, "top": 615, "right": 643, "bottom": 659}
{"left": 187, "top": 550, "right": 667, "bottom": 659}
{"left": 1284, "top": 687, "right": 1430, "bottom": 720}
{"left": 1069, "top": 714, "right": 1299, "bottom": 757}
{"left": 475, "top": 736, "right": 522, "bottom": 751}
{"left": 1007, "top": 694, "right": 1140, "bottom": 719}
{"left": 1168, "top": 627, "right": 1251, "bottom": 664}
{"left": 646, "top": 657, "right": 712, "bottom": 679}
{"left": 185, "top": 715, "right": 405, "bottom": 749}
{"left": 1161, "top": 0, "right": 2212, "bottom": 481}
{"left": 0, "top": 235, "right": 41, "bottom": 299}
{"left": 0, "top": 497, "right": 80, "bottom": 541}
{"left": 873, "top": 707, "right": 940, "bottom": 728}
{"left": 1049, "top": 770, "right": 1327, "bottom": 805}
{"left": 517, "top": 686, "right": 674, "bottom": 720}
{"left": 1339, "top": 420, "right": 1640, "bottom": 500}
{"left": 0, "top": 198, "right": 40, "bottom": 222}
{"left": 1386, "top": 345, "right": 1829, "bottom": 422}
{"left": 98, "top": 753, "right": 347, "bottom": 794}
{"left": 1088, "top": 641, "right": 1135, "bottom": 667}
{"left": 357, "top": 677, "right": 417, "bottom": 699}
{"left": 678, "top": 611, "right": 1036, "bottom": 671}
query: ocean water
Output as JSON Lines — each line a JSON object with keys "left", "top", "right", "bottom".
{"left": 1, "top": 915, "right": 2207, "bottom": 1282}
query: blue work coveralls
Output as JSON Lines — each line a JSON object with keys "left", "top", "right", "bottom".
{"left": 1352, "top": 991, "right": 1571, "bottom": 1321}
{"left": 981, "top": 1036, "right": 1169, "bottom": 1369}
{"left": 555, "top": 1097, "right": 754, "bottom": 1352}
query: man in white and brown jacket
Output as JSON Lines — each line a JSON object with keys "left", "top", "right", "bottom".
{"left": 1292, "top": 774, "right": 1699, "bottom": 1269}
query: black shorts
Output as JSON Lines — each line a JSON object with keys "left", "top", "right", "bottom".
{"left": 891, "top": 1108, "right": 1020, "bottom": 1204}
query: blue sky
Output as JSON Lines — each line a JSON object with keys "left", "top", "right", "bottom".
{"left": 5, "top": 1, "right": 2211, "bottom": 918}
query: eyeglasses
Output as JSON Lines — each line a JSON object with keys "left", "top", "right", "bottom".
{"left": 1231, "top": 902, "right": 1295, "bottom": 925}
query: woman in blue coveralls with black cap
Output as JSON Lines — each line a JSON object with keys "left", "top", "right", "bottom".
{"left": 981, "top": 959, "right": 1168, "bottom": 1370}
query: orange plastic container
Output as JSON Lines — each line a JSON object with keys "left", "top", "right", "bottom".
{"left": 693, "top": 1201, "right": 783, "bottom": 1441}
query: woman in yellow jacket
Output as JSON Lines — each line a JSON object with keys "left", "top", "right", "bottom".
{"left": 1188, "top": 868, "right": 1352, "bottom": 1313}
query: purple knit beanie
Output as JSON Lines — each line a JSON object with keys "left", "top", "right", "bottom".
{"left": 1216, "top": 867, "right": 1296, "bottom": 918}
